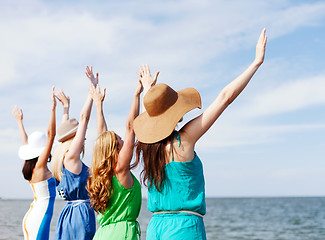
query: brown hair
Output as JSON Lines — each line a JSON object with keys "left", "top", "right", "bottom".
{"left": 22, "top": 157, "right": 38, "bottom": 181}
{"left": 87, "top": 131, "right": 119, "bottom": 214}
{"left": 136, "top": 131, "right": 175, "bottom": 192}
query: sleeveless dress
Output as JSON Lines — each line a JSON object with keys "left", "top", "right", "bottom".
{"left": 146, "top": 133, "right": 207, "bottom": 240}
{"left": 93, "top": 173, "right": 142, "bottom": 240}
{"left": 53, "top": 163, "right": 96, "bottom": 240}
{"left": 22, "top": 177, "right": 56, "bottom": 240}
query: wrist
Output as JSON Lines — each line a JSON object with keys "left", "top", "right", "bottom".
{"left": 253, "top": 58, "right": 263, "bottom": 68}
{"left": 95, "top": 102, "right": 103, "bottom": 109}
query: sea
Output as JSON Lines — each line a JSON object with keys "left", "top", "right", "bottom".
{"left": 0, "top": 197, "right": 324, "bottom": 240}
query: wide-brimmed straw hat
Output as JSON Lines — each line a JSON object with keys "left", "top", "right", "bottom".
{"left": 57, "top": 118, "right": 79, "bottom": 142}
{"left": 18, "top": 131, "right": 47, "bottom": 160}
{"left": 134, "top": 83, "right": 201, "bottom": 143}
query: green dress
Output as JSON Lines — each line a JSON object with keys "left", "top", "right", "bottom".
{"left": 93, "top": 173, "right": 142, "bottom": 240}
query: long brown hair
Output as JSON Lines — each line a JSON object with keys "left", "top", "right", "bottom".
{"left": 136, "top": 131, "right": 175, "bottom": 192}
{"left": 22, "top": 157, "right": 38, "bottom": 181}
{"left": 87, "top": 131, "right": 119, "bottom": 214}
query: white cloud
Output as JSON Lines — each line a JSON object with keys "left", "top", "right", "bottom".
{"left": 234, "top": 74, "right": 325, "bottom": 119}
{"left": 1, "top": 0, "right": 325, "bottom": 198}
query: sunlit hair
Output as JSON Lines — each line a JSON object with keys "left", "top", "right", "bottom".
{"left": 136, "top": 131, "right": 176, "bottom": 192}
{"left": 87, "top": 131, "right": 119, "bottom": 214}
{"left": 51, "top": 138, "right": 85, "bottom": 181}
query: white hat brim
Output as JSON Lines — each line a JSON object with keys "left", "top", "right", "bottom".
{"left": 18, "top": 145, "right": 45, "bottom": 160}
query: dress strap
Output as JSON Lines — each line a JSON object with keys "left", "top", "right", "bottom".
{"left": 170, "top": 131, "right": 181, "bottom": 162}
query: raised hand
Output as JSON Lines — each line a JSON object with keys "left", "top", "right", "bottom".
{"left": 55, "top": 89, "right": 70, "bottom": 108}
{"left": 89, "top": 83, "right": 108, "bottom": 135}
{"left": 135, "top": 80, "right": 143, "bottom": 97}
{"left": 12, "top": 106, "right": 28, "bottom": 144}
{"left": 85, "top": 66, "right": 99, "bottom": 86}
{"left": 89, "top": 83, "right": 106, "bottom": 106}
{"left": 12, "top": 106, "right": 23, "bottom": 122}
{"left": 136, "top": 64, "right": 159, "bottom": 90}
{"left": 255, "top": 28, "right": 267, "bottom": 66}
{"left": 52, "top": 86, "right": 57, "bottom": 109}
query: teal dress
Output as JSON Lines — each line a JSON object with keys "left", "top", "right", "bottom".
{"left": 146, "top": 133, "right": 206, "bottom": 240}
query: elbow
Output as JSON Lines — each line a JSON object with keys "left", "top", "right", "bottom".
{"left": 47, "top": 129, "right": 56, "bottom": 139}
{"left": 219, "top": 90, "right": 235, "bottom": 107}
{"left": 125, "top": 120, "right": 133, "bottom": 133}
{"left": 80, "top": 112, "right": 90, "bottom": 122}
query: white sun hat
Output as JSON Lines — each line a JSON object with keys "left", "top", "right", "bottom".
{"left": 18, "top": 131, "right": 47, "bottom": 160}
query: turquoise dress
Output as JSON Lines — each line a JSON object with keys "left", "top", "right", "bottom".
{"left": 146, "top": 133, "right": 207, "bottom": 240}
{"left": 53, "top": 163, "right": 96, "bottom": 240}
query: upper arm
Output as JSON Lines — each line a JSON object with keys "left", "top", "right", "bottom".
{"left": 115, "top": 122, "right": 135, "bottom": 173}
{"left": 181, "top": 93, "right": 229, "bottom": 144}
{"left": 64, "top": 118, "right": 87, "bottom": 164}
{"left": 35, "top": 131, "right": 55, "bottom": 169}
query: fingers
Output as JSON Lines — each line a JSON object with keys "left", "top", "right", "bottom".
{"left": 153, "top": 71, "right": 160, "bottom": 84}
{"left": 145, "top": 64, "right": 150, "bottom": 75}
{"left": 138, "top": 64, "right": 154, "bottom": 77}
{"left": 85, "top": 65, "right": 94, "bottom": 79}
{"left": 97, "top": 83, "right": 101, "bottom": 93}
{"left": 258, "top": 28, "right": 267, "bottom": 45}
{"left": 12, "top": 105, "right": 18, "bottom": 113}
{"left": 102, "top": 88, "right": 106, "bottom": 101}
{"left": 89, "top": 82, "right": 96, "bottom": 94}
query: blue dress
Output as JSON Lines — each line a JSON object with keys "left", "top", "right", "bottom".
{"left": 53, "top": 163, "right": 96, "bottom": 240}
{"left": 146, "top": 133, "right": 207, "bottom": 240}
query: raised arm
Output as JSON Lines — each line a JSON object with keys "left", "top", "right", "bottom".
{"left": 85, "top": 65, "right": 99, "bottom": 87}
{"left": 37, "top": 87, "right": 57, "bottom": 168}
{"left": 89, "top": 83, "right": 108, "bottom": 136}
{"left": 115, "top": 80, "right": 142, "bottom": 174}
{"left": 137, "top": 64, "right": 159, "bottom": 113}
{"left": 64, "top": 67, "right": 96, "bottom": 172}
{"left": 55, "top": 89, "right": 70, "bottom": 123}
{"left": 12, "top": 106, "right": 28, "bottom": 145}
{"left": 182, "top": 28, "right": 267, "bottom": 144}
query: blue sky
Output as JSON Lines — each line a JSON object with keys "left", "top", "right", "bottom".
{"left": 0, "top": 0, "right": 324, "bottom": 199}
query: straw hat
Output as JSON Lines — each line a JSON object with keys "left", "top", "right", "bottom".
{"left": 134, "top": 83, "right": 201, "bottom": 143}
{"left": 18, "top": 131, "right": 47, "bottom": 160}
{"left": 57, "top": 118, "right": 79, "bottom": 142}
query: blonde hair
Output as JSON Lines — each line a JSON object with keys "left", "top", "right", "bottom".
{"left": 87, "top": 131, "right": 119, "bottom": 214}
{"left": 51, "top": 138, "right": 85, "bottom": 181}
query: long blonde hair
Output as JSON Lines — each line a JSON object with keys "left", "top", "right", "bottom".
{"left": 51, "top": 138, "right": 84, "bottom": 181}
{"left": 87, "top": 131, "right": 119, "bottom": 214}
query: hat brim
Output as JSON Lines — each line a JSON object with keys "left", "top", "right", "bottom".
{"left": 134, "top": 87, "right": 201, "bottom": 143}
{"left": 18, "top": 145, "right": 45, "bottom": 160}
{"left": 57, "top": 126, "right": 78, "bottom": 142}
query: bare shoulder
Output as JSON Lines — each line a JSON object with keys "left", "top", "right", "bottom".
{"left": 171, "top": 131, "right": 195, "bottom": 162}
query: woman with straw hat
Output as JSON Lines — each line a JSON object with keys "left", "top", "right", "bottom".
{"left": 51, "top": 66, "right": 98, "bottom": 240}
{"left": 134, "top": 29, "right": 267, "bottom": 239}
{"left": 86, "top": 65, "right": 158, "bottom": 240}
{"left": 12, "top": 87, "right": 57, "bottom": 240}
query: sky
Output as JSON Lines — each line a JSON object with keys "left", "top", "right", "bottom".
{"left": 0, "top": 0, "right": 324, "bottom": 199}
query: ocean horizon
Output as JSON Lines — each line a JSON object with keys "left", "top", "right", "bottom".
{"left": 1, "top": 196, "right": 324, "bottom": 239}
